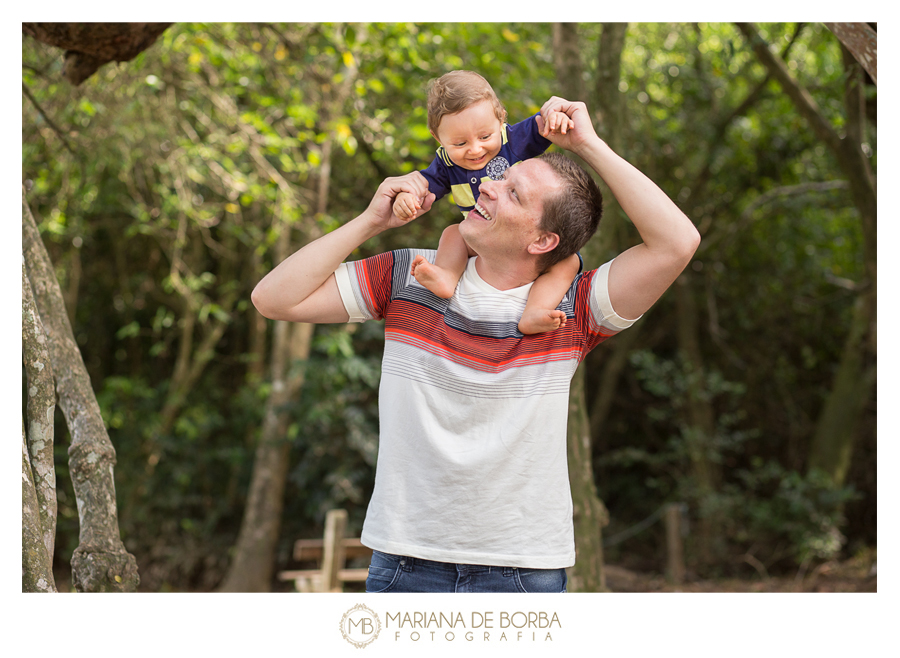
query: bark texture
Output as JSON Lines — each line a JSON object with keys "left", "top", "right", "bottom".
{"left": 22, "top": 22, "right": 173, "bottom": 85}
{"left": 552, "top": 23, "right": 585, "bottom": 102}
{"left": 218, "top": 321, "right": 314, "bottom": 591}
{"left": 23, "top": 261, "right": 58, "bottom": 564}
{"left": 23, "top": 190, "right": 139, "bottom": 592}
{"left": 23, "top": 425, "right": 56, "bottom": 592}
{"left": 593, "top": 23, "right": 629, "bottom": 155}
{"left": 824, "top": 22, "right": 877, "bottom": 84}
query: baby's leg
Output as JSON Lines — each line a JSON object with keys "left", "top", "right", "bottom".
{"left": 518, "top": 253, "right": 581, "bottom": 334}
{"left": 411, "top": 224, "right": 469, "bottom": 299}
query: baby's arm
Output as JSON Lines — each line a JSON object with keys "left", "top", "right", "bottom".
{"left": 518, "top": 252, "right": 581, "bottom": 335}
{"left": 410, "top": 224, "right": 470, "bottom": 299}
{"left": 393, "top": 191, "right": 423, "bottom": 220}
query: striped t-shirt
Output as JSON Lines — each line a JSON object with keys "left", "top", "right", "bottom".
{"left": 335, "top": 249, "right": 636, "bottom": 568}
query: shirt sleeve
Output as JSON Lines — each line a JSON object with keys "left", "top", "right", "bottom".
{"left": 575, "top": 259, "right": 641, "bottom": 354}
{"left": 420, "top": 154, "right": 451, "bottom": 201}
{"left": 505, "top": 113, "right": 552, "bottom": 162}
{"left": 335, "top": 251, "right": 397, "bottom": 322}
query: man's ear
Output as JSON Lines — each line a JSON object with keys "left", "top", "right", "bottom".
{"left": 527, "top": 232, "right": 560, "bottom": 256}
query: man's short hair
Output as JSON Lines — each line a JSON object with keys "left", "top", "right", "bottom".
{"left": 427, "top": 70, "right": 508, "bottom": 135}
{"left": 537, "top": 152, "right": 603, "bottom": 272}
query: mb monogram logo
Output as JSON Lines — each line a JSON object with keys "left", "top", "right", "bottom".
{"left": 340, "top": 603, "right": 382, "bottom": 648}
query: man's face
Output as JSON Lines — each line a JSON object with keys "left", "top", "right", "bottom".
{"left": 433, "top": 100, "right": 503, "bottom": 171}
{"left": 459, "top": 159, "right": 562, "bottom": 259}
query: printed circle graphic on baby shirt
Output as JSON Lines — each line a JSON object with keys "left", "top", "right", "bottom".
{"left": 486, "top": 156, "right": 510, "bottom": 180}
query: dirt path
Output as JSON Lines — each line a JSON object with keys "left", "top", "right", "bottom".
{"left": 604, "top": 554, "right": 877, "bottom": 592}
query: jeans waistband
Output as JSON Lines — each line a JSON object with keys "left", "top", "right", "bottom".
{"left": 376, "top": 550, "right": 513, "bottom": 574}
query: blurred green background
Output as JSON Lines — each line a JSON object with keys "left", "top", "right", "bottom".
{"left": 22, "top": 22, "right": 876, "bottom": 591}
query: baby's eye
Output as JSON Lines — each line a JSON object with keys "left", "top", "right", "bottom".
{"left": 480, "top": 134, "right": 492, "bottom": 140}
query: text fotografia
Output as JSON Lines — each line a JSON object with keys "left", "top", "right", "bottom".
{"left": 386, "top": 611, "right": 561, "bottom": 642}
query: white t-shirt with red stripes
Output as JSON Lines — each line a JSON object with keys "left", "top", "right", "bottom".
{"left": 335, "top": 249, "right": 636, "bottom": 568}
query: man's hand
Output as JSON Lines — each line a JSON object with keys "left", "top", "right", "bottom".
{"left": 536, "top": 97, "right": 600, "bottom": 156}
{"left": 536, "top": 99, "right": 701, "bottom": 322}
{"left": 365, "top": 171, "right": 435, "bottom": 232}
{"left": 252, "top": 172, "right": 435, "bottom": 324}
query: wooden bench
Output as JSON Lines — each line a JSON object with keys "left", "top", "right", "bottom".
{"left": 277, "top": 509, "right": 372, "bottom": 592}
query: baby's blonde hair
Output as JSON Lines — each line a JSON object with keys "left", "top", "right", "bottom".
{"left": 426, "top": 70, "right": 507, "bottom": 136}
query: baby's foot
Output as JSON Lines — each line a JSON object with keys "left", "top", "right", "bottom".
{"left": 411, "top": 255, "right": 458, "bottom": 299}
{"left": 518, "top": 308, "right": 567, "bottom": 335}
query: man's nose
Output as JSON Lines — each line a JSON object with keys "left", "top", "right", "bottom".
{"left": 479, "top": 179, "right": 498, "bottom": 198}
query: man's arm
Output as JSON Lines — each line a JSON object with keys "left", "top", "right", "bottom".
{"left": 538, "top": 98, "right": 700, "bottom": 321}
{"left": 251, "top": 172, "right": 434, "bottom": 323}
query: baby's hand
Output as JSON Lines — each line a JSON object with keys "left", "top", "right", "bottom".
{"left": 393, "top": 191, "right": 421, "bottom": 221}
{"left": 545, "top": 110, "right": 575, "bottom": 135}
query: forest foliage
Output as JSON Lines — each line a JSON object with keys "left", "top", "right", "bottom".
{"left": 22, "top": 22, "right": 875, "bottom": 591}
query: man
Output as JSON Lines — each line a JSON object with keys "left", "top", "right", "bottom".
{"left": 251, "top": 98, "right": 700, "bottom": 593}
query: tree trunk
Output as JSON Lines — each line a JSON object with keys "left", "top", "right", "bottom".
{"left": 22, "top": 261, "right": 58, "bottom": 566}
{"left": 552, "top": 21, "right": 600, "bottom": 593}
{"left": 566, "top": 363, "right": 609, "bottom": 592}
{"left": 218, "top": 197, "right": 315, "bottom": 591}
{"left": 807, "top": 292, "right": 876, "bottom": 485}
{"left": 583, "top": 19, "right": 640, "bottom": 455}
{"left": 553, "top": 21, "right": 631, "bottom": 593}
{"left": 22, "top": 189, "right": 139, "bottom": 592}
{"left": 593, "top": 23, "right": 629, "bottom": 156}
{"left": 554, "top": 21, "right": 631, "bottom": 592}
{"left": 218, "top": 319, "right": 314, "bottom": 591}
{"left": 674, "top": 271, "right": 722, "bottom": 568}
{"left": 553, "top": 23, "right": 585, "bottom": 102}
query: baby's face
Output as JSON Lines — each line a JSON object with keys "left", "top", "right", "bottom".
{"left": 433, "top": 100, "right": 503, "bottom": 171}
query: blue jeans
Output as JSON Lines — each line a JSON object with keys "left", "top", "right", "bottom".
{"left": 365, "top": 550, "right": 567, "bottom": 593}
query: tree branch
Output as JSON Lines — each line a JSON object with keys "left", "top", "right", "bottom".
{"left": 22, "top": 82, "right": 77, "bottom": 156}
{"left": 702, "top": 180, "right": 849, "bottom": 255}
{"left": 735, "top": 23, "right": 844, "bottom": 156}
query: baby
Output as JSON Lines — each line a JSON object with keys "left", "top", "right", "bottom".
{"left": 393, "top": 70, "right": 581, "bottom": 335}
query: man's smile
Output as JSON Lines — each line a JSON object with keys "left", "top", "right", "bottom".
{"left": 471, "top": 201, "right": 493, "bottom": 221}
